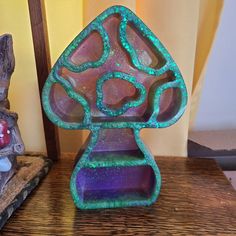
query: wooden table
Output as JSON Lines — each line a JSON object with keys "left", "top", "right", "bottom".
{"left": 2, "top": 156, "right": 236, "bottom": 235}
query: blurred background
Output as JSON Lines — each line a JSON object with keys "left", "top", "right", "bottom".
{"left": 0, "top": 0, "right": 235, "bottom": 180}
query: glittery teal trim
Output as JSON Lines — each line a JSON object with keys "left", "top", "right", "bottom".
{"left": 96, "top": 72, "right": 146, "bottom": 116}
{"left": 119, "top": 17, "right": 169, "bottom": 76}
{"left": 148, "top": 73, "right": 187, "bottom": 128}
{"left": 60, "top": 25, "right": 110, "bottom": 73}
{"left": 42, "top": 74, "right": 91, "bottom": 129}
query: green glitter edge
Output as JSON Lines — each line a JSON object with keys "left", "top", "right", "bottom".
{"left": 42, "top": 74, "right": 91, "bottom": 129}
{"left": 61, "top": 25, "right": 110, "bottom": 73}
{"left": 96, "top": 71, "right": 146, "bottom": 117}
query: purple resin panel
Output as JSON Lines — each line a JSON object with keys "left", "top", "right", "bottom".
{"left": 50, "top": 15, "right": 180, "bottom": 123}
{"left": 76, "top": 165, "right": 155, "bottom": 202}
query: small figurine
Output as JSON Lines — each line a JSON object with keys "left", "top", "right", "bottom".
{"left": 0, "top": 34, "right": 24, "bottom": 193}
{"left": 0, "top": 118, "right": 12, "bottom": 171}
{"left": 42, "top": 6, "right": 187, "bottom": 209}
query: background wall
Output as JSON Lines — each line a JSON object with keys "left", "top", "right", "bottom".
{"left": 136, "top": 0, "right": 199, "bottom": 156}
{"left": 193, "top": 0, "right": 236, "bottom": 131}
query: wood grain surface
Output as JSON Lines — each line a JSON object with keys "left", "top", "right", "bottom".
{"left": 1, "top": 155, "right": 236, "bottom": 235}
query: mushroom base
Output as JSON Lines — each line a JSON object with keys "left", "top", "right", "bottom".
{"left": 70, "top": 128, "right": 161, "bottom": 209}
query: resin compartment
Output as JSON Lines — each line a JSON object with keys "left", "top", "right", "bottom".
{"left": 42, "top": 5, "right": 187, "bottom": 209}
{"left": 76, "top": 165, "right": 156, "bottom": 206}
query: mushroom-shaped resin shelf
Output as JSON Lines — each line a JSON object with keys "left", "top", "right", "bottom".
{"left": 42, "top": 6, "right": 187, "bottom": 209}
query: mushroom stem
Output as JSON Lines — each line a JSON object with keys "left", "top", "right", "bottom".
{"left": 93, "top": 128, "right": 138, "bottom": 152}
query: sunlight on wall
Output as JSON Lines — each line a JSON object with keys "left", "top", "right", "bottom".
{"left": 137, "top": 0, "right": 199, "bottom": 156}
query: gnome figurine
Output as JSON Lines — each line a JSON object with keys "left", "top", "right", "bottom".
{"left": 0, "top": 34, "right": 24, "bottom": 193}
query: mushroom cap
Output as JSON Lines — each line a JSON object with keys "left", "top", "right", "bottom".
{"left": 42, "top": 5, "right": 187, "bottom": 130}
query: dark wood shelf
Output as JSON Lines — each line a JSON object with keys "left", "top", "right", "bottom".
{"left": 2, "top": 155, "right": 236, "bottom": 235}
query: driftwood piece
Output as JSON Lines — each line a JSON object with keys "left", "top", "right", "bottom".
{"left": 0, "top": 34, "right": 14, "bottom": 109}
{"left": 0, "top": 34, "right": 24, "bottom": 194}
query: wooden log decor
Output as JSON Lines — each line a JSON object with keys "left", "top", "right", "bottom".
{"left": 0, "top": 34, "right": 25, "bottom": 194}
